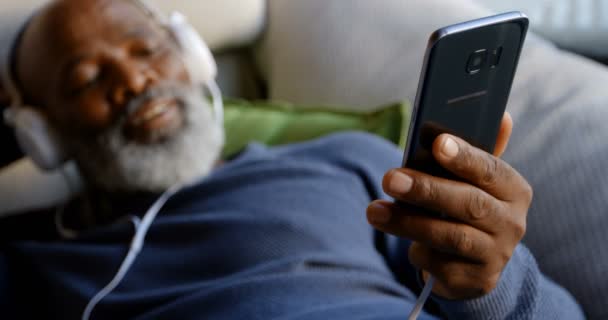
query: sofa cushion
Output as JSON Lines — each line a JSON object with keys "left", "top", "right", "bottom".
{"left": 477, "top": 0, "right": 608, "bottom": 58}
{"left": 256, "top": 0, "right": 489, "bottom": 111}
{"left": 149, "top": 0, "right": 265, "bottom": 51}
{"left": 222, "top": 99, "right": 410, "bottom": 158}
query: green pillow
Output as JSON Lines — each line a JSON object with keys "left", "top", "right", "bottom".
{"left": 222, "top": 99, "right": 412, "bottom": 158}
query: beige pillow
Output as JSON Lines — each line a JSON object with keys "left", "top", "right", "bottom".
{"left": 255, "top": 0, "right": 490, "bottom": 111}
{"left": 477, "top": 0, "right": 608, "bottom": 58}
{"left": 149, "top": 0, "right": 265, "bottom": 51}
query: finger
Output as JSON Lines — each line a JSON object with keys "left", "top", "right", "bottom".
{"left": 382, "top": 169, "right": 506, "bottom": 232}
{"left": 409, "top": 242, "right": 501, "bottom": 299}
{"left": 367, "top": 201, "right": 493, "bottom": 261}
{"left": 494, "top": 112, "right": 513, "bottom": 157}
{"left": 366, "top": 200, "right": 395, "bottom": 225}
{"left": 431, "top": 134, "right": 529, "bottom": 201}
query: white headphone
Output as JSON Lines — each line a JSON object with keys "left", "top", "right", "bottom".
{"left": 1, "top": 0, "right": 221, "bottom": 171}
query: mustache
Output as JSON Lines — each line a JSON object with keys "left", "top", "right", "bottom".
{"left": 62, "top": 82, "right": 224, "bottom": 193}
{"left": 124, "top": 84, "right": 195, "bottom": 119}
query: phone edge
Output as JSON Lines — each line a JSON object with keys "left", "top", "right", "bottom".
{"left": 401, "top": 11, "right": 529, "bottom": 167}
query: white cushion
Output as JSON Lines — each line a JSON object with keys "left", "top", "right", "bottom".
{"left": 149, "top": 0, "right": 265, "bottom": 51}
{"left": 256, "top": 0, "right": 490, "bottom": 111}
{"left": 476, "top": 0, "right": 608, "bottom": 58}
{"left": 0, "top": 159, "right": 82, "bottom": 217}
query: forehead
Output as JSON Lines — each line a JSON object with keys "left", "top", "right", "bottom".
{"left": 42, "top": 0, "right": 162, "bottom": 48}
{"left": 15, "top": 0, "right": 170, "bottom": 105}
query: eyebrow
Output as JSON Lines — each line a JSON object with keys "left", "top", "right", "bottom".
{"left": 60, "top": 30, "right": 150, "bottom": 75}
{"left": 125, "top": 28, "right": 151, "bottom": 40}
{"left": 59, "top": 26, "right": 168, "bottom": 85}
{"left": 124, "top": 25, "right": 168, "bottom": 41}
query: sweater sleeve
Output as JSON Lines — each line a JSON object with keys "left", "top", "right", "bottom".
{"left": 324, "top": 132, "right": 584, "bottom": 318}
{"left": 421, "top": 244, "right": 585, "bottom": 319}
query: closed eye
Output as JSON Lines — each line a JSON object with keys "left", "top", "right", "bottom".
{"left": 129, "top": 40, "right": 160, "bottom": 58}
{"left": 67, "top": 62, "right": 101, "bottom": 96}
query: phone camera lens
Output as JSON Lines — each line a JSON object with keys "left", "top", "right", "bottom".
{"left": 466, "top": 49, "right": 487, "bottom": 74}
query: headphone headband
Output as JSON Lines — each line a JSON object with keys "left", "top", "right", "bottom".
{"left": 132, "top": 0, "right": 168, "bottom": 24}
{"left": 1, "top": 12, "right": 31, "bottom": 114}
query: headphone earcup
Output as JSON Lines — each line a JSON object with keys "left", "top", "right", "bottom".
{"left": 12, "top": 107, "right": 66, "bottom": 171}
{"left": 167, "top": 12, "right": 217, "bottom": 85}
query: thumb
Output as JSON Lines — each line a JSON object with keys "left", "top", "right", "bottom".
{"left": 493, "top": 112, "right": 513, "bottom": 157}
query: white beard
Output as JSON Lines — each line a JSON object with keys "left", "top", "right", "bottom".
{"left": 61, "top": 85, "right": 224, "bottom": 193}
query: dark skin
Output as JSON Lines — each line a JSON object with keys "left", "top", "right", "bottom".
{"left": 14, "top": 0, "right": 533, "bottom": 302}
{"left": 16, "top": 0, "right": 191, "bottom": 143}
{"left": 13, "top": 0, "right": 197, "bottom": 223}
{"left": 368, "top": 113, "right": 535, "bottom": 300}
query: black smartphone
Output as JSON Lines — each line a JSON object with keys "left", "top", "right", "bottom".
{"left": 402, "top": 12, "right": 528, "bottom": 180}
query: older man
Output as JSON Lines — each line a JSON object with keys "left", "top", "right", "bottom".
{"left": 0, "top": 0, "right": 584, "bottom": 319}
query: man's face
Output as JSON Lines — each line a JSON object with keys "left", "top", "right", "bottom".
{"left": 16, "top": 0, "right": 224, "bottom": 193}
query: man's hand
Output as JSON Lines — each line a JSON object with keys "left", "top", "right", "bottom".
{"left": 366, "top": 113, "right": 533, "bottom": 300}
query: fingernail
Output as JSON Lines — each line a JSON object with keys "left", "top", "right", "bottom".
{"left": 441, "top": 136, "right": 459, "bottom": 159}
{"left": 390, "top": 171, "right": 413, "bottom": 194}
{"left": 368, "top": 203, "right": 392, "bottom": 224}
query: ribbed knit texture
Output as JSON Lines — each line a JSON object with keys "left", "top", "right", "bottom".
{"left": 430, "top": 246, "right": 584, "bottom": 319}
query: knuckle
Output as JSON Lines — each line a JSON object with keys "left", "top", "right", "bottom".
{"left": 480, "top": 154, "right": 500, "bottom": 187}
{"left": 454, "top": 145, "right": 476, "bottom": 172}
{"left": 504, "top": 207, "right": 527, "bottom": 239}
{"left": 415, "top": 177, "right": 440, "bottom": 202}
{"left": 450, "top": 230, "right": 475, "bottom": 254}
{"left": 464, "top": 191, "right": 493, "bottom": 221}
{"left": 521, "top": 181, "right": 534, "bottom": 204}
{"left": 513, "top": 219, "right": 527, "bottom": 239}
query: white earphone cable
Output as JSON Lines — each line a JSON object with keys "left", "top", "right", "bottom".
{"left": 206, "top": 80, "right": 224, "bottom": 127}
{"left": 407, "top": 275, "right": 435, "bottom": 320}
{"left": 81, "top": 183, "right": 182, "bottom": 320}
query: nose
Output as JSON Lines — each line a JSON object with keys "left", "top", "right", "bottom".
{"left": 108, "top": 58, "right": 158, "bottom": 108}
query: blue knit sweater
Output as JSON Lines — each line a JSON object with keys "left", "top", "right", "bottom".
{"left": 0, "top": 132, "right": 584, "bottom": 319}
